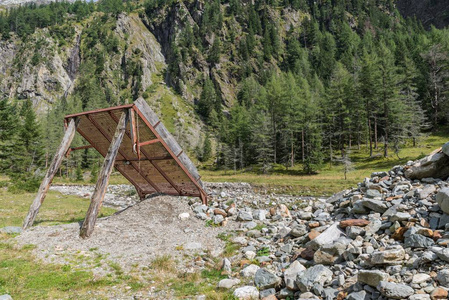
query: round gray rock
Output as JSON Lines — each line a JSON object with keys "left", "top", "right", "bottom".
{"left": 254, "top": 268, "right": 281, "bottom": 290}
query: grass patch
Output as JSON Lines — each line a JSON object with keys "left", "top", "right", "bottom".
{"left": 202, "top": 131, "right": 449, "bottom": 196}
{"left": 0, "top": 236, "right": 114, "bottom": 299}
{"left": 0, "top": 189, "right": 117, "bottom": 228}
{"left": 150, "top": 255, "right": 175, "bottom": 273}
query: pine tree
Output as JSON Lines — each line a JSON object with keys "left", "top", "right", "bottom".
{"left": 0, "top": 99, "right": 18, "bottom": 172}
{"left": 201, "top": 134, "right": 212, "bottom": 162}
{"left": 197, "top": 78, "right": 219, "bottom": 121}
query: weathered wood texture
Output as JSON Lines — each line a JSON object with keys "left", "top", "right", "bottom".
{"left": 133, "top": 98, "right": 204, "bottom": 186}
{"left": 23, "top": 118, "right": 79, "bottom": 229}
{"left": 79, "top": 111, "right": 128, "bottom": 238}
{"left": 63, "top": 99, "right": 207, "bottom": 203}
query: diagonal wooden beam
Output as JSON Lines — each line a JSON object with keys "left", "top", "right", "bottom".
{"left": 87, "top": 113, "right": 161, "bottom": 193}
{"left": 23, "top": 118, "right": 79, "bottom": 229}
{"left": 80, "top": 111, "right": 127, "bottom": 238}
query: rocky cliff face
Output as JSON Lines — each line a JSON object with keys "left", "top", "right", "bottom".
{"left": 396, "top": 0, "right": 449, "bottom": 29}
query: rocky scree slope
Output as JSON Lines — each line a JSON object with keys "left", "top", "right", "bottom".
{"left": 188, "top": 143, "right": 449, "bottom": 300}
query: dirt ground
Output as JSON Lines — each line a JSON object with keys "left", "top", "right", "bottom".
{"left": 16, "top": 195, "right": 237, "bottom": 275}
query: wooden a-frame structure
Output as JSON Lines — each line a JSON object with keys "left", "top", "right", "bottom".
{"left": 23, "top": 98, "right": 207, "bottom": 238}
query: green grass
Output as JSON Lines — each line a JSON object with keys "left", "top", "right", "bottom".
{"left": 0, "top": 236, "right": 115, "bottom": 299}
{"left": 0, "top": 188, "right": 117, "bottom": 228}
{"left": 202, "top": 131, "right": 449, "bottom": 196}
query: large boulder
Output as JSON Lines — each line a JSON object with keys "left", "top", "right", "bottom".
{"left": 405, "top": 149, "right": 449, "bottom": 180}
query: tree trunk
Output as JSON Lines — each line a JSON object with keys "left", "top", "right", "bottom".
{"left": 23, "top": 118, "right": 79, "bottom": 229}
{"left": 374, "top": 115, "right": 378, "bottom": 150}
{"left": 302, "top": 128, "right": 305, "bottom": 162}
{"left": 368, "top": 116, "right": 373, "bottom": 157}
{"left": 384, "top": 103, "right": 389, "bottom": 158}
{"left": 79, "top": 111, "right": 128, "bottom": 238}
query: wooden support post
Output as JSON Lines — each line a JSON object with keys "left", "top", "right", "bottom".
{"left": 23, "top": 118, "right": 79, "bottom": 229}
{"left": 79, "top": 111, "right": 128, "bottom": 238}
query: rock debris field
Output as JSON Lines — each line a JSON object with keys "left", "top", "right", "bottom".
{"left": 11, "top": 143, "right": 449, "bottom": 300}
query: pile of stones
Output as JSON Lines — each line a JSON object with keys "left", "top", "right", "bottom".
{"left": 190, "top": 145, "right": 449, "bottom": 300}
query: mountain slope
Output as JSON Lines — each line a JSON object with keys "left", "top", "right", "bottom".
{"left": 396, "top": 0, "right": 449, "bottom": 29}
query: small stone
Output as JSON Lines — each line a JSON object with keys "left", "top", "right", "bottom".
{"left": 361, "top": 199, "right": 388, "bottom": 213}
{"left": 254, "top": 268, "right": 282, "bottom": 290}
{"left": 241, "top": 264, "right": 260, "bottom": 277}
{"left": 291, "top": 224, "right": 308, "bottom": 237}
{"left": 347, "top": 290, "right": 367, "bottom": 300}
{"left": 233, "top": 286, "right": 259, "bottom": 300}
{"left": 284, "top": 260, "right": 306, "bottom": 290}
{"left": 298, "top": 292, "right": 319, "bottom": 299}
{"left": 300, "top": 247, "right": 315, "bottom": 260}
{"left": 358, "top": 270, "right": 388, "bottom": 287}
{"left": 214, "top": 208, "right": 227, "bottom": 217}
{"left": 296, "top": 264, "right": 333, "bottom": 292}
{"left": 237, "top": 211, "right": 253, "bottom": 221}
{"left": 436, "top": 269, "right": 449, "bottom": 287}
{"left": 213, "top": 214, "right": 224, "bottom": 225}
{"left": 339, "top": 219, "right": 370, "bottom": 228}
{"left": 221, "top": 258, "right": 231, "bottom": 273}
{"left": 410, "top": 295, "right": 431, "bottom": 300}
{"left": 404, "top": 234, "right": 435, "bottom": 248}
{"left": 0, "top": 295, "right": 13, "bottom": 300}
{"left": 430, "top": 287, "right": 448, "bottom": 300}
{"left": 366, "top": 189, "right": 382, "bottom": 198}
{"left": 232, "top": 236, "right": 248, "bottom": 246}
{"left": 377, "top": 281, "right": 414, "bottom": 299}
{"left": 307, "top": 223, "right": 345, "bottom": 250}
{"left": 259, "top": 288, "right": 276, "bottom": 298}
{"left": 412, "top": 273, "right": 431, "bottom": 284}
{"left": 217, "top": 278, "right": 240, "bottom": 289}
{"left": 371, "top": 246, "right": 405, "bottom": 265}
{"left": 389, "top": 212, "right": 411, "bottom": 222}
{"left": 436, "top": 188, "right": 449, "bottom": 214}
{"left": 252, "top": 209, "right": 266, "bottom": 221}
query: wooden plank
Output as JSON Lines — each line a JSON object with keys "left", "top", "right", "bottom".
{"left": 79, "top": 111, "right": 128, "bottom": 238}
{"left": 64, "top": 104, "right": 134, "bottom": 119}
{"left": 23, "top": 118, "right": 79, "bottom": 229}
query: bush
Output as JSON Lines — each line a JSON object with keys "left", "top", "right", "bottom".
{"left": 8, "top": 173, "right": 42, "bottom": 193}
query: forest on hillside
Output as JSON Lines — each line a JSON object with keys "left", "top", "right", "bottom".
{"left": 0, "top": 0, "right": 449, "bottom": 187}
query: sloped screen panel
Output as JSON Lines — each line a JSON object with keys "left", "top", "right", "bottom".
{"left": 64, "top": 99, "right": 206, "bottom": 201}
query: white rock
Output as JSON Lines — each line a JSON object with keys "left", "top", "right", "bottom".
{"left": 217, "top": 278, "right": 240, "bottom": 289}
{"left": 233, "top": 286, "right": 259, "bottom": 300}
{"left": 240, "top": 264, "right": 260, "bottom": 277}
{"left": 178, "top": 212, "right": 190, "bottom": 220}
{"left": 412, "top": 273, "right": 431, "bottom": 284}
{"left": 284, "top": 260, "right": 306, "bottom": 290}
{"left": 245, "top": 251, "right": 256, "bottom": 260}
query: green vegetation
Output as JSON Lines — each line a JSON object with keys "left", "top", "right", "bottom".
{"left": 0, "top": 188, "right": 116, "bottom": 228}
{"left": 203, "top": 130, "right": 449, "bottom": 196}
